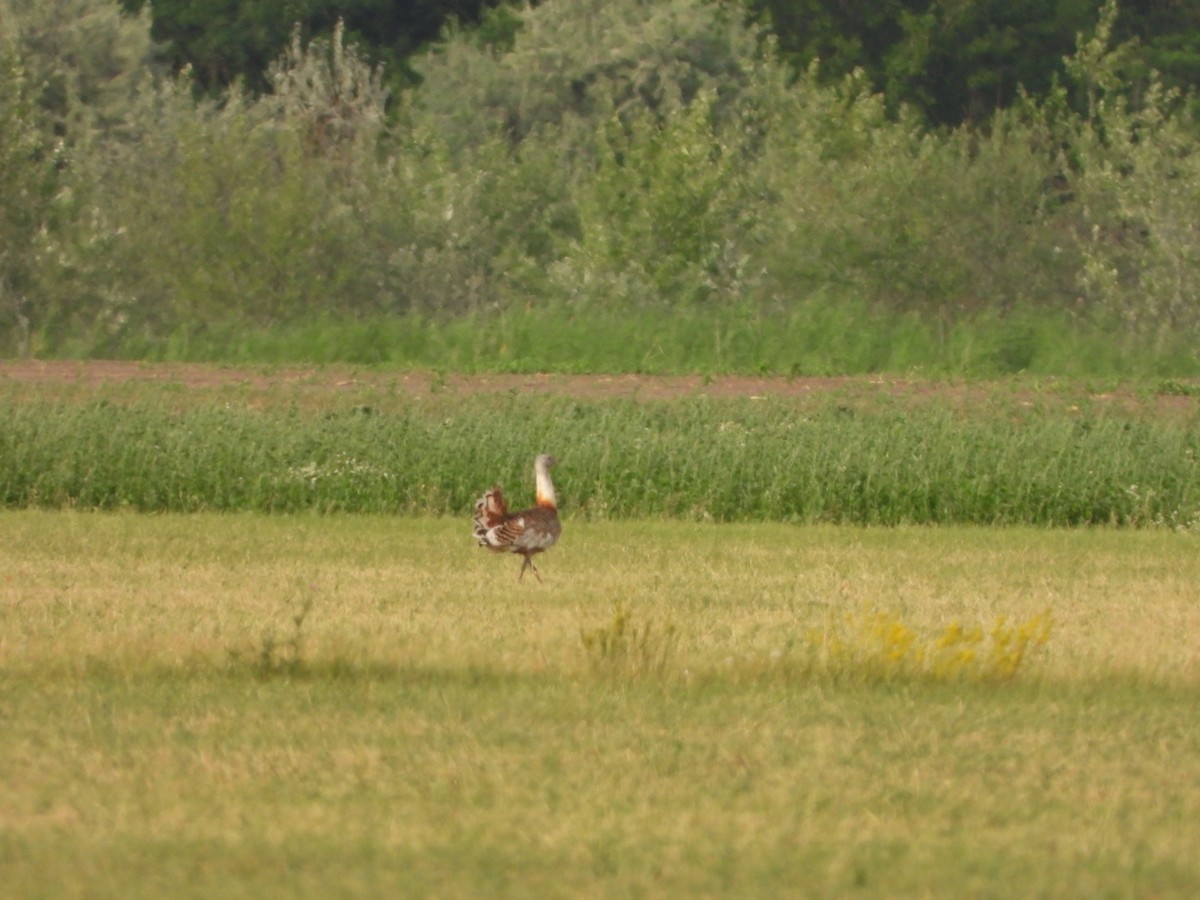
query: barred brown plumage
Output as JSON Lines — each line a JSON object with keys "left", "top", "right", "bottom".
{"left": 472, "top": 454, "right": 561, "bottom": 582}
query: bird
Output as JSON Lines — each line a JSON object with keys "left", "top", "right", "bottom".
{"left": 473, "top": 454, "right": 562, "bottom": 582}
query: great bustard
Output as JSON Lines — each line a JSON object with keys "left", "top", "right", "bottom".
{"left": 472, "top": 454, "right": 561, "bottom": 582}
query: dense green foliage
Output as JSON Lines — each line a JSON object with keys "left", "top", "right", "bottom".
{"left": 3, "top": 386, "right": 1198, "bottom": 525}
{"left": 116, "top": 0, "right": 511, "bottom": 93}
{"left": 114, "top": 0, "right": 1200, "bottom": 126}
{"left": 1, "top": 0, "right": 1199, "bottom": 372}
{"left": 747, "top": 0, "right": 1200, "bottom": 124}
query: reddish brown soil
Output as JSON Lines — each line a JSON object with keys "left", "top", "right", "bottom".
{"left": 0, "top": 359, "right": 1194, "bottom": 415}
{"left": 0, "top": 359, "right": 894, "bottom": 399}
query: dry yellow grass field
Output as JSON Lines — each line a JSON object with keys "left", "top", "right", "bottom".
{"left": 2, "top": 511, "right": 1199, "bottom": 896}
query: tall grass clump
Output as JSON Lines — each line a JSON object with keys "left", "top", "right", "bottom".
{"left": 579, "top": 603, "right": 679, "bottom": 679}
{"left": 2, "top": 389, "right": 1199, "bottom": 526}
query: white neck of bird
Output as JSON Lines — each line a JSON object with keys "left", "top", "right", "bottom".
{"left": 535, "top": 459, "right": 557, "bottom": 509}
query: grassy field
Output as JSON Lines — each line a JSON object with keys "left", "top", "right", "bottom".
{"left": 3, "top": 367, "right": 1200, "bottom": 526}
{"left": 97, "top": 304, "right": 1200, "bottom": 380}
{"left": 3, "top": 511, "right": 1199, "bottom": 897}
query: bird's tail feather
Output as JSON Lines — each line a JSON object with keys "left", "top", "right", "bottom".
{"left": 473, "top": 485, "right": 507, "bottom": 543}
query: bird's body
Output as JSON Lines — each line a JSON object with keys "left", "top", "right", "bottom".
{"left": 473, "top": 454, "right": 561, "bottom": 582}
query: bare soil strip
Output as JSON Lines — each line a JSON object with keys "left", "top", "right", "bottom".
{"left": 0, "top": 359, "right": 1193, "bottom": 415}
{"left": 0, "top": 359, "right": 886, "bottom": 399}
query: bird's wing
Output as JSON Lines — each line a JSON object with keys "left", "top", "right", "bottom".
{"left": 511, "top": 508, "right": 561, "bottom": 551}
{"left": 479, "top": 507, "right": 560, "bottom": 552}
{"left": 483, "top": 514, "right": 528, "bottom": 550}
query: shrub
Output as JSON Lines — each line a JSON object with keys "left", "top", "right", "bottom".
{"left": 7, "top": 0, "right": 1200, "bottom": 364}
{"left": 1062, "top": 1, "right": 1200, "bottom": 334}
{"left": 0, "top": 50, "right": 55, "bottom": 356}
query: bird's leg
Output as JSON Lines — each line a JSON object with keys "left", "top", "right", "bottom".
{"left": 518, "top": 554, "right": 543, "bottom": 583}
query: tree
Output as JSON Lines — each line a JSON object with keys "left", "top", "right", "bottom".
{"left": 115, "top": 0, "right": 506, "bottom": 94}
{"left": 746, "top": 0, "right": 1100, "bottom": 125}
{"left": 0, "top": 0, "right": 156, "bottom": 354}
{"left": 743, "top": 0, "right": 1200, "bottom": 126}
{"left": 885, "top": 0, "right": 1098, "bottom": 126}
{"left": 109, "top": 0, "right": 1200, "bottom": 125}
{"left": 409, "top": 0, "right": 778, "bottom": 151}
{"left": 0, "top": 52, "right": 51, "bottom": 354}
{"left": 1, "top": 0, "right": 157, "bottom": 138}
{"left": 743, "top": 0, "right": 909, "bottom": 88}
{"left": 1114, "top": 0, "right": 1200, "bottom": 112}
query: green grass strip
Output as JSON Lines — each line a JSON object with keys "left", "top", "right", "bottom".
{"left": 2, "top": 390, "right": 1197, "bottom": 525}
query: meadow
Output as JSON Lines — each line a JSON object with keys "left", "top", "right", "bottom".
{"left": 2, "top": 510, "right": 1199, "bottom": 898}
{"left": 8, "top": 1, "right": 1200, "bottom": 887}
{"left": 82, "top": 302, "right": 1200, "bottom": 381}
{"left": 0, "top": 368, "right": 1197, "bottom": 895}
{"left": 3, "top": 365, "right": 1200, "bottom": 527}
